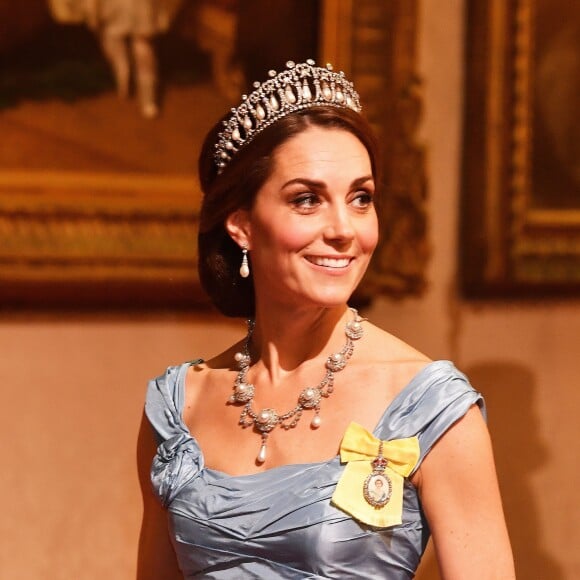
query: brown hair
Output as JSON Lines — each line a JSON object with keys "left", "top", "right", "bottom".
{"left": 197, "top": 106, "right": 380, "bottom": 318}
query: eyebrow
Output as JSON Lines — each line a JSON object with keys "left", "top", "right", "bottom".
{"left": 281, "top": 175, "right": 374, "bottom": 189}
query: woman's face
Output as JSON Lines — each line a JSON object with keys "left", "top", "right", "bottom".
{"left": 228, "top": 126, "right": 378, "bottom": 311}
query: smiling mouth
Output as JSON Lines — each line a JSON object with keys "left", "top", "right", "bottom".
{"left": 305, "top": 256, "right": 352, "bottom": 268}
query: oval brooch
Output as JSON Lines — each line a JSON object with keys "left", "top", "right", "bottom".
{"left": 363, "top": 472, "right": 393, "bottom": 508}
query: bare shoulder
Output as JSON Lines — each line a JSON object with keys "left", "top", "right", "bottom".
{"left": 352, "top": 321, "right": 432, "bottom": 403}
{"left": 362, "top": 321, "right": 430, "bottom": 364}
{"left": 185, "top": 339, "right": 242, "bottom": 378}
{"left": 362, "top": 321, "right": 430, "bottom": 369}
{"left": 182, "top": 340, "right": 245, "bottom": 412}
{"left": 196, "top": 329, "right": 255, "bottom": 369}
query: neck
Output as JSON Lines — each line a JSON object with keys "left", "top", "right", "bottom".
{"left": 231, "top": 302, "right": 365, "bottom": 464}
{"left": 247, "top": 304, "right": 352, "bottom": 381}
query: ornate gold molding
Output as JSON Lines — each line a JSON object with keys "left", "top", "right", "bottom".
{"left": 510, "top": 0, "right": 580, "bottom": 279}
{"left": 461, "top": 0, "right": 580, "bottom": 296}
{"left": 0, "top": 172, "right": 201, "bottom": 307}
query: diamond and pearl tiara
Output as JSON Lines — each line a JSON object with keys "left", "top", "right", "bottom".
{"left": 213, "top": 59, "right": 362, "bottom": 173}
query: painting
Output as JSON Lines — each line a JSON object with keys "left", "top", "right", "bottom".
{"left": 460, "top": 0, "right": 580, "bottom": 298}
{"left": 0, "top": 0, "right": 428, "bottom": 309}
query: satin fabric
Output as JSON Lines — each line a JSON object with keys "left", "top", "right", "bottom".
{"left": 146, "top": 360, "right": 484, "bottom": 579}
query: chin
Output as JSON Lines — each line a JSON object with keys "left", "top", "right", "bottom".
{"left": 304, "top": 287, "right": 358, "bottom": 309}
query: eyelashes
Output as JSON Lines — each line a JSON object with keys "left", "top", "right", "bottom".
{"left": 289, "top": 190, "right": 375, "bottom": 213}
{"left": 290, "top": 193, "right": 320, "bottom": 209}
{"left": 352, "top": 191, "right": 375, "bottom": 209}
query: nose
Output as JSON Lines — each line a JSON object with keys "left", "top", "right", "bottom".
{"left": 323, "top": 203, "right": 355, "bottom": 243}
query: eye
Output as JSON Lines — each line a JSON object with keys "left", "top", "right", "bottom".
{"left": 351, "top": 190, "right": 375, "bottom": 209}
{"left": 290, "top": 193, "right": 321, "bottom": 211}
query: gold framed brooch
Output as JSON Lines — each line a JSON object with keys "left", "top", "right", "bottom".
{"left": 363, "top": 443, "right": 393, "bottom": 508}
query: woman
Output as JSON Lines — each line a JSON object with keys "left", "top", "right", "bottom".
{"left": 137, "top": 60, "right": 514, "bottom": 578}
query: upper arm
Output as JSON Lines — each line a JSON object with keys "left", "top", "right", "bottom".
{"left": 136, "top": 412, "right": 183, "bottom": 580}
{"left": 414, "top": 406, "right": 515, "bottom": 580}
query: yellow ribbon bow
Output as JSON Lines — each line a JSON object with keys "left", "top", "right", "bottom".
{"left": 331, "top": 422, "right": 420, "bottom": 527}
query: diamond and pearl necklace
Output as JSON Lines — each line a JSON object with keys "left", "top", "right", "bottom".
{"left": 229, "top": 308, "right": 366, "bottom": 463}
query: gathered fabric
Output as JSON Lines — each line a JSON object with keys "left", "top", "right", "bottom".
{"left": 145, "top": 360, "right": 484, "bottom": 579}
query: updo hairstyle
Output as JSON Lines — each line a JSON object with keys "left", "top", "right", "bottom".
{"left": 197, "top": 106, "right": 380, "bottom": 318}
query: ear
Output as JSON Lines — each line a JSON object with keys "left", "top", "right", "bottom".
{"left": 225, "top": 209, "right": 252, "bottom": 249}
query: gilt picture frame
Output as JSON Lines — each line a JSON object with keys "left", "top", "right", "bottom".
{"left": 0, "top": 0, "right": 427, "bottom": 309}
{"left": 460, "top": 0, "right": 580, "bottom": 298}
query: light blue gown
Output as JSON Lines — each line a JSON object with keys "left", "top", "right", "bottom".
{"left": 146, "top": 360, "right": 484, "bottom": 578}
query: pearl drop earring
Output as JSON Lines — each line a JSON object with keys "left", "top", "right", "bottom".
{"left": 239, "top": 246, "right": 250, "bottom": 278}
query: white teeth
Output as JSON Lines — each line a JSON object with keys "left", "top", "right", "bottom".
{"left": 308, "top": 257, "right": 350, "bottom": 268}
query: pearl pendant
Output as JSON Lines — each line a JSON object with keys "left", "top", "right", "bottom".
{"left": 346, "top": 319, "right": 364, "bottom": 340}
{"left": 326, "top": 352, "right": 346, "bottom": 372}
{"left": 257, "top": 443, "right": 267, "bottom": 463}
{"left": 285, "top": 85, "right": 297, "bottom": 104}
{"left": 255, "top": 103, "right": 266, "bottom": 120}
{"left": 240, "top": 262, "right": 250, "bottom": 278}
{"left": 311, "top": 415, "right": 322, "bottom": 428}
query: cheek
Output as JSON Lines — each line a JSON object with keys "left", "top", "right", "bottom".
{"left": 279, "top": 228, "right": 313, "bottom": 251}
{"left": 359, "top": 217, "right": 379, "bottom": 253}
{"left": 258, "top": 220, "right": 316, "bottom": 252}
